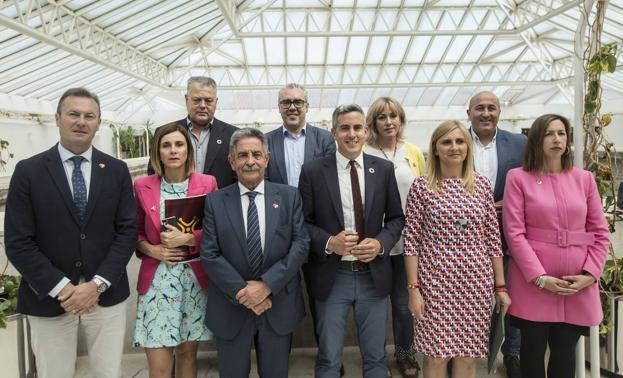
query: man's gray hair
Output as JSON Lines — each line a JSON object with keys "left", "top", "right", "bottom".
{"left": 331, "top": 104, "right": 365, "bottom": 129}
{"left": 229, "top": 128, "right": 269, "bottom": 156}
{"left": 278, "top": 83, "right": 308, "bottom": 102}
{"left": 187, "top": 76, "right": 217, "bottom": 94}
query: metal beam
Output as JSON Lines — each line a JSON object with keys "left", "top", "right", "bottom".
{"left": 0, "top": 0, "right": 170, "bottom": 87}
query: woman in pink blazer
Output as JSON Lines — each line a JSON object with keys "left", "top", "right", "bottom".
{"left": 133, "top": 123, "right": 218, "bottom": 378}
{"left": 503, "top": 114, "right": 610, "bottom": 378}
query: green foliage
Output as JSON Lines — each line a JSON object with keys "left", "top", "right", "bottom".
{"left": 0, "top": 138, "right": 14, "bottom": 172}
{"left": 112, "top": 125, "right": 141, "bottom": 159}
{"left": 0, "top": 274, "right": 21, "bottom": 329}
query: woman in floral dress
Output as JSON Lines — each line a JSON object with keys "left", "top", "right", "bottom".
{"left": 403, "top": 120, "right": 511, "bottom": 378}
{"left": 133, "top": 123, "right": 217, "bottom": 377}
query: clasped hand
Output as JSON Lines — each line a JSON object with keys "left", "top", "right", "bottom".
{"left": 153, "top": 225, "right": 191, "bottom": 264}
{"left": 236, "top": 281, "right": 272, "bottom": 316}
{"left": 58, "top": 282, "right": 99, "bottom": 315}
{"left": 328, "top": 231, "right": 382, "bottom": 263}
{"left": 541, "top": 274, "right": 595, "bottom": 295}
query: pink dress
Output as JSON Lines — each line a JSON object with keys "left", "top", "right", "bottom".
{"left": 403, "top": 174, "right": 502, "bottom": 358}
{"left": 503, "top": 167, "right": 610, "bottom": 326}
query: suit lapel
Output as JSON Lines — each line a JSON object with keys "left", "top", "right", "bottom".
{"left": 494, "top": 131, "right": 509, "bottom": 199}
{"left": 203, "top": 119, "right": 226, "bottom": 174}
{"left": 323, "top": 156, "right": 344, "bottom": 228}
{"left": 44, "top": 145, "right": 81, "bottom": 226}
{"left": 83, "top": 149, "right": 104, "bottom": 226}
{"left": 303, "top": 124, "right": 314, "bottom": 163}
{"left": 263, "top": 182, "right": 281, "bottom": 262}
{"left": 363, "top": 154, "right": 376, "bottom": 228}
{"left": 224, "top": 185, "right": 248, "bottom": 254}
{"left": 272, "top": 129, "right": 288, "bottom": 184}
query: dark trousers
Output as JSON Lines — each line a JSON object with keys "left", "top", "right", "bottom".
{"left": 519, "top": 321, "right": 581, "bottom": 378}
{"left": 215, "top": 315, "right": 292, "bottom": 378}
{"left": 390, "top": 255, "right": 414, "bottom": 359}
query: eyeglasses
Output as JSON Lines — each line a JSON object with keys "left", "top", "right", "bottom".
{"left": 279, "top": 99, "right": 306, "bottom": 109}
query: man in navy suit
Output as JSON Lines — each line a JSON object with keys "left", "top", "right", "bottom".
{"left": 200, "top": 128, "right": 310, "bottom": 377}
{"left": 4, "top": 88, "right": 137, "bottom": 378}
{"left": 299, "top": 104, "right": 404, "bottom": 378}
{"left": 265, "top": 83, "right": 335, "bottom": 186}
{"left": 467, "top": 90, "right": 527, "bottom": 378}
{"left": 148, "top": 76, "right": 238, "bottom": 188}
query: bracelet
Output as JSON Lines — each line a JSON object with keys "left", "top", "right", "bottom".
{"left": 535, "top": 275, "right": 546, "bottom": 289}
{"left": 407, "top": 281, "right": 420, "bottom": 290}
{"left": 494, "top": 287, "right": 507, "bottom": 293}
{"left": 494, "top": 284, "right": 506, "bottom": 289}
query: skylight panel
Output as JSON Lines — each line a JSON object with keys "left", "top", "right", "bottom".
{"left": 346, "top": 37, "right": 369, "bottom": 64}
{"left": 327, "top": 38, "right": 349, "bottom": 64}
{"left": 265, "top": 37, "right": 285, "bottom": 65}
{"left": 286, "top": 37, "right": 306, "bottom": 65}
{"left": 306, "top": 38, "right": 326, "bottom": 65}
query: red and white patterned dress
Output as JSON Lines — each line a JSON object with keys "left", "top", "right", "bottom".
{"left": 403, "top": 174, "right": 502, "bottom": 358}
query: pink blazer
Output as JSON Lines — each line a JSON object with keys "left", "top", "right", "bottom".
{"left": 134, "top": 173, "right": 218, "bottom": 294}
{"left": 503, "top": 167, "right": 610, "bottom": 326}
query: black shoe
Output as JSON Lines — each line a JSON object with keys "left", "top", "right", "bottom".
{"left": 504, "top": 355, "right": 521, "bottom": 378}
{"left": 340, "top": 364, "right": 345, "bottom": 377}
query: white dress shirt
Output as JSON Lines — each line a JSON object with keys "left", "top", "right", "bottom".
{"left": 471, "top": 128, "right": 498, "bottom": 190}
{"left": 238, "top": 180, "right": 266, "bottom": 251}
{"left": 335, "top": 151, "right": 365, "bottom": 262}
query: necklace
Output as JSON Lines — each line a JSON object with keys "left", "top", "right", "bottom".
{"left": 377, "top": 142, "right": 398, "bottom": 168}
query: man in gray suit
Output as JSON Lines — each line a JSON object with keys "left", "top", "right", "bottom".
{"left": 468, "top": 91, "right": 527, "bottom": 378}
{"left": 200, "top": 128, "right": 310, "bottom": 377}
{"left": 265, "top": 83, "right": 335, "bottom": 186}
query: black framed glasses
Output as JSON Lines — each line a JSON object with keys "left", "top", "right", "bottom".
{"left": 279, "top": 99, "right": 306, "bottom": 108}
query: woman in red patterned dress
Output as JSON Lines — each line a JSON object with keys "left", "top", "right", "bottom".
{"left": 403, "top": 120, "right": 511, "bottom": 378}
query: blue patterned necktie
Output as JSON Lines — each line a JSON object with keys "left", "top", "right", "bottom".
{"left": 245, "top": 191, "right": 263, "bottom": 278}
{"left": 70, "top": 156, "right": 87, "bottom": 223}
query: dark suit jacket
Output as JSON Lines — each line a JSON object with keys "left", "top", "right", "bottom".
{"left": 492, "top": 128, "right": 527, "bottom": 202}
{"left": 4, "top": 145, "right": 137, "bottom": 317}
{"left": 200, "top": 181, "right": 310, "bottom": 340}
{"left": 147, "top": 117, "right": 238, "bottom": 189}
{"left": 265, "top": 124, "right": 336, "bottom": 185}
{"left": 298, "top": 153, "right": 405, "bottom": 301}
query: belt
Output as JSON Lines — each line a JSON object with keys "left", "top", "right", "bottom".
{"left": 339, "top": 260, "right": 370, "bottom": 272}
{"left": 525, "top": 226, "right": 595, "bottom": 247}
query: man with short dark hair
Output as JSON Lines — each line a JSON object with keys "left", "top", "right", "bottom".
{"left": 299, "top": 104, "right": 404, "bottom": 377}
{"left": 5, "top": 87, "right": 137, "bottom": 378}
{"left": 148, "top": 76, "right": 238, "bottom": 188}
{"left": 467, "top": 90, "right": 527, "bottom": 378}
{"left": 265, "top": 83, "right": 335, "bottom": 186}
{"left": 200, "top": 128, "right": 309, "bottom": 377}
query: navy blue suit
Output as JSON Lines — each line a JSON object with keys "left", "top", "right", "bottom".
{"left": 4, "top": 145, "right": 137, "bottom": 316}
{"left": 492, "top": 128, "right": 527, "bottom": 202}
{"left": 299, "top": 153, "right": 404, "bottom": 377}
{"left": 265, "top": 123, "right": 335, "bottom": 185}
{"left": 200, "top": 181, "right": 309, "bottom": 377}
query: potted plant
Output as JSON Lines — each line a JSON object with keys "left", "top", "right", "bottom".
{"left": 0, "top": 260, "right": 20, "bottom": 329}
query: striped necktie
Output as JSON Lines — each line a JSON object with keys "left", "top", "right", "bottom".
{"left": 246, "top": 191, "right": 263, "bottom": 278}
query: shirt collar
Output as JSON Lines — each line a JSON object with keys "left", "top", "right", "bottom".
{"left": 282, "top": 124, "right": 306, "bottom": 138}
{"left": 336, "top": 150, "right": 364, "bottom": 170}
{"left": 186, "top": 117, "right": 212, "bottom": 131}
{"left": 58, "top": 143, "right": 93, "bottom": 163}
{"left": 238, "top": 180, "right": 265, "bottom": 197}
{"left": 470, "top": 127, "right": 498, "bottom": 147}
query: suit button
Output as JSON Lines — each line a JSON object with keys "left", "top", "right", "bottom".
{"left": 75, "top": 261, "right": 82, "bottom": 268}
{"left": 80, "top": 234, "right": 86, "bottom": 240}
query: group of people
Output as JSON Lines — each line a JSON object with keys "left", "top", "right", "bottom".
{"left": 3, "top": 76, "right": 610, "bottom": 378}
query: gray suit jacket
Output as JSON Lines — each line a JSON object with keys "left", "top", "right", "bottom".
{"left": 265, "top": 124, "right": 336, "bottom": 185}
{"left": 200, "top": 181, "right": 310, "bottom": 340}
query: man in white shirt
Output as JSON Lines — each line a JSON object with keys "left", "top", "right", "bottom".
{"left": 467, "top": 91, "right": 527, "bottom": 378}
{"left": 299, "top": 104, "right": 404, "bottom": 377}
{"left": 5, "top": 87, "right": 137, "bottom": 378}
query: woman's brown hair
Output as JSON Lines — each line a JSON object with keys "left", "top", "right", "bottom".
{"left": 523, "top": 114, "right": 573, "bottom": 173}
{"left": 149, "top": 123, "right": 196, "bottom": 178}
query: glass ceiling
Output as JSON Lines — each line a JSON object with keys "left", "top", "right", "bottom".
{"left": 0, "top": 0, "right": 621, "bottom": 113}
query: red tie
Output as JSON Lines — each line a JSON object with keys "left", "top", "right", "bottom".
{"left": 349, "top": 160, "right": 365, "bottom": 242}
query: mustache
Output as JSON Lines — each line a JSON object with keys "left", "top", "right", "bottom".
{"left": 241, "top": 165, "right": 260, "bottom": 172}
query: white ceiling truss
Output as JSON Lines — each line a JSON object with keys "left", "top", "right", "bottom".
{"left": 0, "top": 0, "right": 622, "bottom": 113}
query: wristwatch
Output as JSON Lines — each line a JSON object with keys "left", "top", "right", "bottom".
{"left": 92, "top": 277, "right": 109, "bottom": 294}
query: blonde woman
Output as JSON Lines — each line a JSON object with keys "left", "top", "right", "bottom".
{"left": 403, "top": 121, "right": 510, "bottom": 378}
{"left": 365, "top": 97, "right": 425, "bottom": 378}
